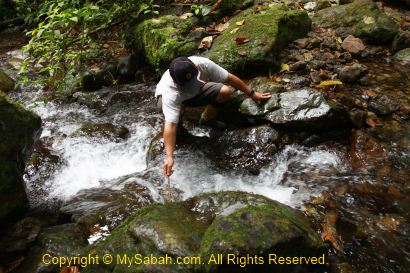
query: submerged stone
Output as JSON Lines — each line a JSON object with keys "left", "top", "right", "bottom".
{"left": 70, "top": 122, "right": 130, "bottom": 141}
{"left": 206, "top": 5, "right": 311, "bottom": 73}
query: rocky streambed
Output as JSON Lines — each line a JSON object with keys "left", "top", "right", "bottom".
{"left": 1, "top": 1, "right": 410, "bottom": 273}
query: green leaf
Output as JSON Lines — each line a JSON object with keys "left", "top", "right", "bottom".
{"left": 70, "top": 16, "right": 78, "bottom": 22}
{"left": 202, "top": 5, "right": 211, "bottom": 16}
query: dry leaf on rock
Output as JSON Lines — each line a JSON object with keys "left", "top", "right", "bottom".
{"left": 236, "top": 19, "right": 245, "bottom": 26}
{"left": 215, "top": 22, "right": 229, "bottom": 32}
{"left": 235, "top": 36, "right": 249, "bottom": 44}
{"left": 237, "top": 50, "right": 247, "bottom": 56}
{"left": 319, "top": 80, "right": 343, "bottom": 87}
{"left": 199, "top": 36, "right": 213, "bottom": 49}
{"left": 230, "top": 27, "right": 239, "bottom": 34}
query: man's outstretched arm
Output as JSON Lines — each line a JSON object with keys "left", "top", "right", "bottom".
{"left": 226, "top": 73, "right": 271, "bottom": 102}
{"left": 163, "top": 121, "right": 177, "bottom": 176}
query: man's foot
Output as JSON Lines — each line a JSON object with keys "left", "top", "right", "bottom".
{"left": 199, "top": 117, "right": 226, "bottom": 130}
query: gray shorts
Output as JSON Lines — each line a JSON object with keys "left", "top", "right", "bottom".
{"left": 156, "top": 82, "right": 224, "bottom": 113}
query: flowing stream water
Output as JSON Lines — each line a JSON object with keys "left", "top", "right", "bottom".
{"left": 18, "top": 85, "right": 347, "bottom": 209}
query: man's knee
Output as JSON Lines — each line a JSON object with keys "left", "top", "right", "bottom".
{"left": 216, "top": 85, "right": 233, "bottom": 103}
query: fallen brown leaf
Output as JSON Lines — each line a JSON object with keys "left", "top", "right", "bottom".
{"left": 321, "top": 223, "right": 343, "bottom": 252}
{"left": 215, "top": 22, "right": 229, "bottom": 32}
{"left": 236, "top": 19, "right": 245, "bottom": 26}
{"left": 211, "top": 0, "right": 222, "bottom": 12}
{"left": 230, "top": 27, "right": 239, "bottom": 34}
{"left": 198, "top": 36, "right": 213, "bottom": 49}
{"left": 237, "top": 50, "right": 247, "bottom": 56}
{"left": 366, "top": 118, "right": 377, "bottom": 127}
{"left": 235, "top": 36, "right": 249, "bottom": 45}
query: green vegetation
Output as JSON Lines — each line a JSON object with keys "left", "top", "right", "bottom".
{"left": 15, "top": 0, "right": 170, "bottom": 90}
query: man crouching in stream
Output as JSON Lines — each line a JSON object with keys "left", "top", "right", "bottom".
{"left": 155, "top": 56, "right": 272, "bottom": 176}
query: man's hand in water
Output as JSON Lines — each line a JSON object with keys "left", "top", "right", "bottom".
{"left": 164, "top": 155, "right": 174, "bottom": 176}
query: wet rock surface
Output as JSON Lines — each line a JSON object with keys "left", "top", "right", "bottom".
{"left": 80, "top": 191, "right": 325, "bottom": 273}
{"left": 71, "top": 123, "right": 130, "bottom": 141}
{"left": 210, "top": 125, "right": 279, "bottom": 174}
{"left": 60, "top": 169, "right": 166, "bottom": 230}
{"left": 0, "top": 92, "right": 42, "bottom": 223}
{"left": 263, "top": 88, "right": 336, "bottom": 128}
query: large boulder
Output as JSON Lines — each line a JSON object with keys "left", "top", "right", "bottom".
{"left": 13, "top": 223, "right": 88, "bottom": 273}
{"left": 128, "top": 15, "right": 205, "bottom": 70}
{"left": 0, "top": 92, "right": 42, "bottom": 223}
{"left": 313, "top": 0, "right": 399, "bottom": 44}
{"left": 80, "top": 191, "right": 325, "bottom": 273}
{"left": 60, "top": 169, "right": 165, "bottom": 230}
{"left": 240, "top": 88, "right": 347, "bottom": 129}
{"left": 0, "top": 69, "right": 14, "bottom": 93}
{"left": 206, "top": 5, "right": 311, "bottom": 73}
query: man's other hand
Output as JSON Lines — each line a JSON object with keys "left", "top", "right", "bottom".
{"left": 251, "top": 92, "right": 271, "bottom": 104}
{"left": 164, "top": 156, "right": 174, "bottom": 176}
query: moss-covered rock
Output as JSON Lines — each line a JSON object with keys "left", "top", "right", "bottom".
{"left": 13, "top": 223, "right": 88, "bottom": 273}
{"left": 393, "top": 48, "right": 410, "bottom": 64}
{"left": 0, "top": 91, "right": 42, "bottom": 223}
{"left": 129, "top": 15, "right": 205, "bottom": 71}
{"left": 206, "top": 5, "right": 311, "bottom": 73}
{"left": 313, "top": 0, "right": 398, "bottom": 44}
{"left": 80, "top": 191, "right": 325, "bottom": 273}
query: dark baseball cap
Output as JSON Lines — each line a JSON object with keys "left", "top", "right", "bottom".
{"left": 169, "top": 57, "right": 205, "bottom": 92}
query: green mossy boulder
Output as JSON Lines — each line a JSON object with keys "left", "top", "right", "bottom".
{"left": 313, "top": 0, "right": 398, "bottom": 44}
{"left": 0, "top": 92, "right": 42, "bottom": 224}
{"left": 80, "top": 192, "right": 324, "bottom": 273}
{"left": 393, "top": 48, "right": 410, "bottom": 64}
{"left": 206, "top": 5, "right": 311, "bottom": 74}
{"left": 129, "top": 15, "right": 205, "bottom": 71}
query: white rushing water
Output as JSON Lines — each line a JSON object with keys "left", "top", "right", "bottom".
{"left": 22, "top": 90, "right": 347, "bottom": 208}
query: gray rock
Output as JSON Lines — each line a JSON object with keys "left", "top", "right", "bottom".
{"left": 337, "top": 63, "right": 368, "bottom": 83}
{"left": 60, "top": 170, "right": 161, "bottom": 229}
{"left": 264, "top": 88, "right": 332, "bottom": 127}
{"left": 368, "top": 95, "right": 400, "bottom": 117}
{"left": 211, "top": 125, "right": 279, "bottom": 174}
{"left": 290, "top": 60, "right": 308, "bottom": 71}
{"left": 342, "top": 35, "right": 366, "bottom": 55}
{"left": 70, "top": 122, "right": 130, "bottom": 141}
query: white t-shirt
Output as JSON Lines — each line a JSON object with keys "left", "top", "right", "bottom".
{"left": 155, "top": 56, "right": 229, "bottom": 124}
